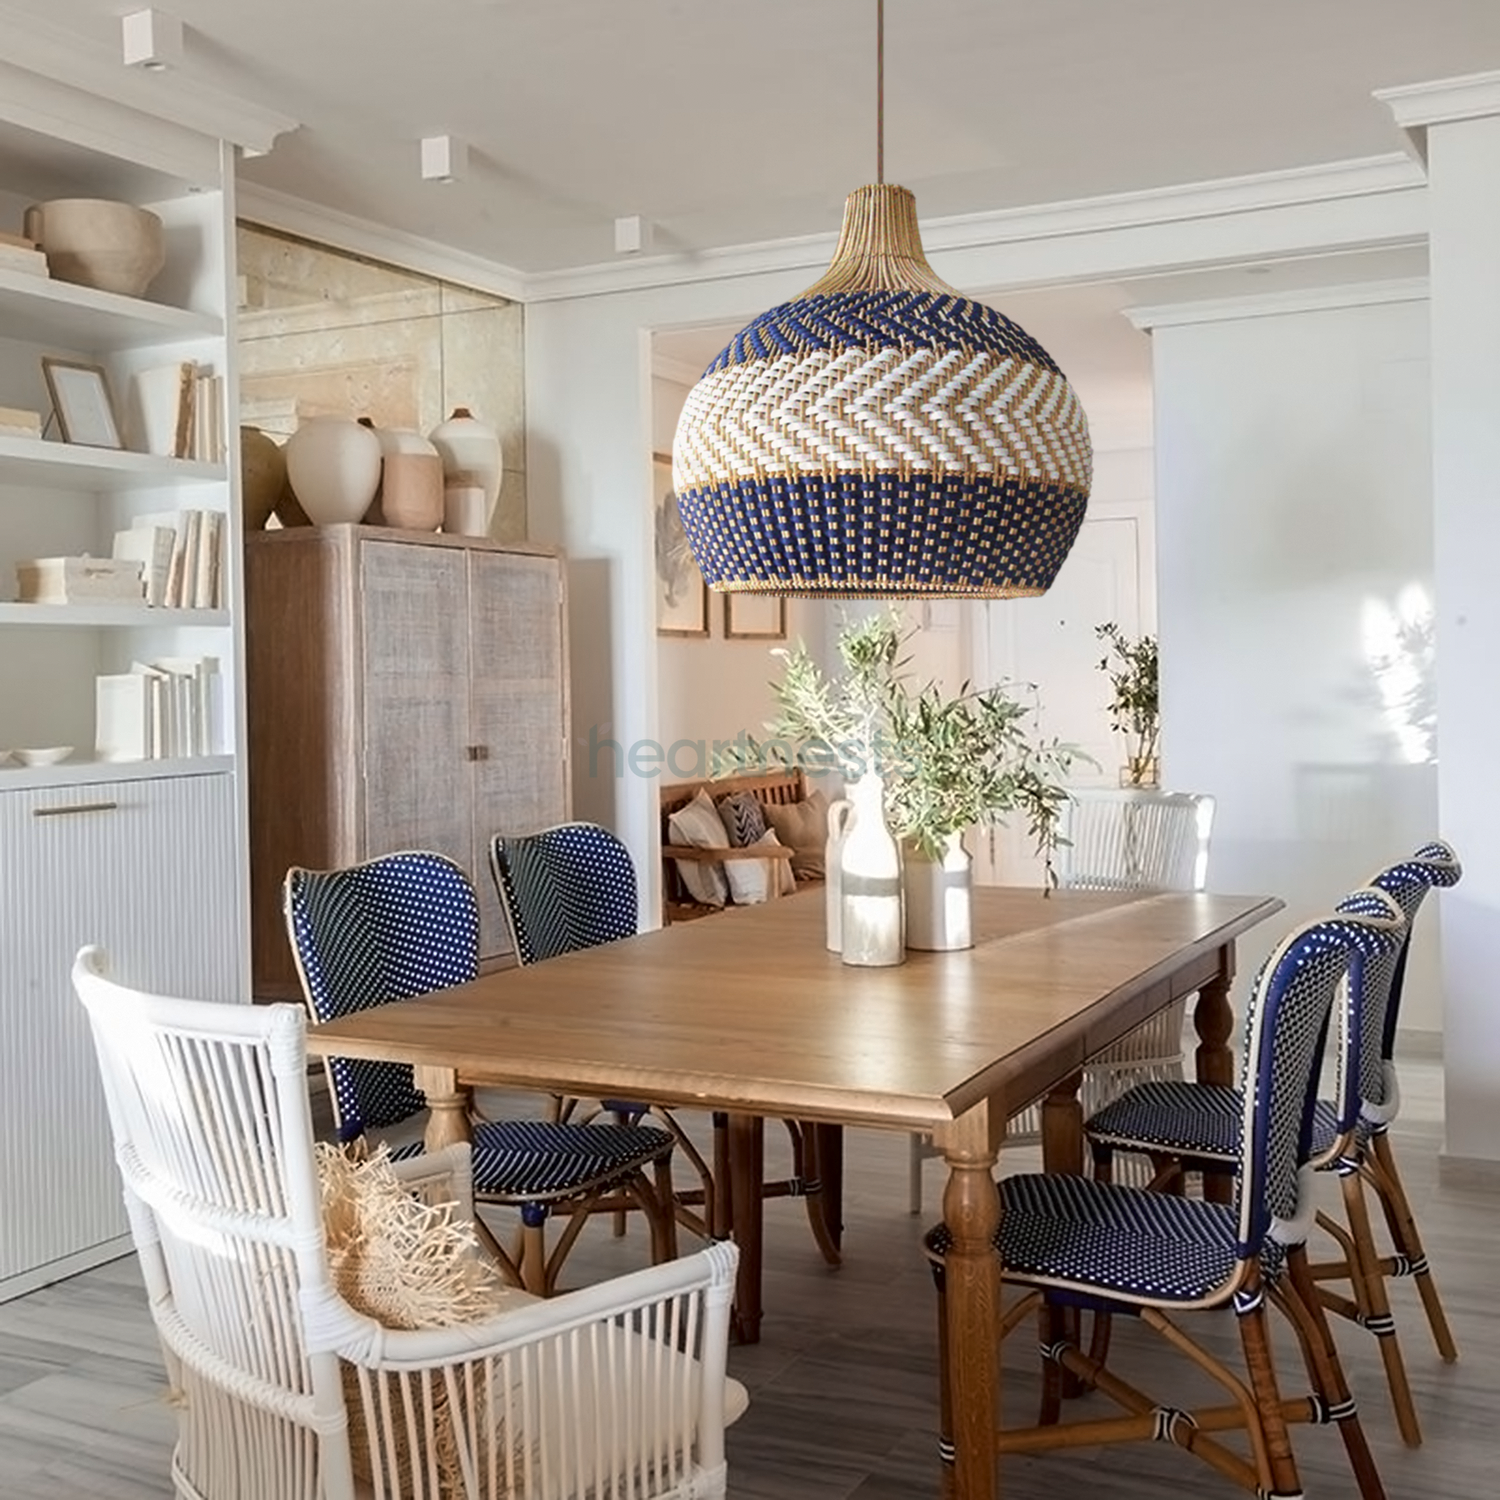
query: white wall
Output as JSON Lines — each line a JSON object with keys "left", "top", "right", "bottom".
{"left": 1149, "top": 289, "right": 1443, "bottom": 1029}
{"left": 651, "top": 373, "right": 828, "bottom": 775}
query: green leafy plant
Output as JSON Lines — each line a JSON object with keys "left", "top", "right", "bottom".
{"left": 721, "top": 612, "right": 1083, "bottom": 882}
{"left": 1095, "top": 622, "right": 1159, "bottom": 784}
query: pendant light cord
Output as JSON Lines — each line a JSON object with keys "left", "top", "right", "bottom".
{"left": 876, "top": 0, "right": 885, "bottom": 184}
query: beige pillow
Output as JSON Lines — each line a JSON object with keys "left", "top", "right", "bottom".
{"left": 762, "top": 788, "right": 830, "bottom": 880}
{"left": 667, "top": 787, "right": 729, "bottom": 906}
{"left": 759, "top": 827, "right": 797, "bottom": 897}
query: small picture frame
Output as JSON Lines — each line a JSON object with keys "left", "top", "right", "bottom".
{"left": 653, "top": 449, "right": 710, "bottom": 637}
{"left": 41, "top": 358, "right": 123, "bottom": 449}
{"left": 724, "top": 593, "right": 788, "bottom": 640}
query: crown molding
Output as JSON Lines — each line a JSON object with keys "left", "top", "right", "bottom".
{"left": 651, "top": 353, "right": 707, "bottom": 387}
{"left": 525, "top": 154, "right": 1425, "bottom": 304}
{"left": 0, "top": 3, "right": 295, "bottom": 155}
{"left": 1126, "top": 276, "right": 1429, "bottom": 331}
{"left": 236, "top": 184, "right": 529, "bottom": 303}
{"left": 1376, "top": 70, "right": 1500, "bottom": 165}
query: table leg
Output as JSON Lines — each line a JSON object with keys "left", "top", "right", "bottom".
{"left": 415, "top": 1065, "right": 471, "bottom": 1150}
{"left": 728, "top": 1112, "right": 765, "bottom": 1344}
{"left": 812, "top": 1122, "right": 844, "bottom": 1253}
{"left": 935, "top": 1101, "right": 1003, "bottom": 1500}
{"left": 1194, "top": 943, "right": 1238, "bottom": 1206}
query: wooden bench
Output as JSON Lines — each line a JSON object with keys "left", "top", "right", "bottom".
{"left": 659, "top": 768, "right": 821, "bottom": 924}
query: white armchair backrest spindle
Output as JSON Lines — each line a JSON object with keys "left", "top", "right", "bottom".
{"left": 1056, "top": 789, "right": 1216, "bottom": 893}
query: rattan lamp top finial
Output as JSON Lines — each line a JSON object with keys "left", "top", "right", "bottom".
{"left": 797, "top": 183, "right": 959, "bottom": 299}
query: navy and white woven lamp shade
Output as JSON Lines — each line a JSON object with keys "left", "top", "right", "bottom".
{"left": 672, "top": 183, "right": 1093, "bottom": 598}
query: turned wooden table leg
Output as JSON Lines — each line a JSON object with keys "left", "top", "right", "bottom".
{"left": 728, "top": 1112, "right": 766, "bottom": 1344}
{"left": 1193, "top": 944, "right": 1238, "bottom": 1206}
{"left": 415, "top": 1065, "right": 472, "bottom": 1150}
{"left": 935, "top": 1101, "right": 1003, "bottom": 1500}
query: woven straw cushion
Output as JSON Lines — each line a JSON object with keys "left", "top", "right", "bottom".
{"left": 666, "top": 788, "right": 729, "bottom": 907}
{"left": 672, "top": 289, "right": 1092, "bottom": 597}
{"left": 762, "top": 789, "right": 830, "bottom": 880}
{"left": 317, "top": 1143, "right": 528, "bottom": 1495}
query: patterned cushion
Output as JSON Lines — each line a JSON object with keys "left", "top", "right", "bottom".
{"left": 924, "top": 1174, "right": 1283, "bottom": 1306}
{"left": 716, "top": 790, "right": 768, "bottom": 847}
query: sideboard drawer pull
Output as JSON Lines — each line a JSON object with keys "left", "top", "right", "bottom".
{"left": 33, "top": 801, "right": 120, "bottom": 819}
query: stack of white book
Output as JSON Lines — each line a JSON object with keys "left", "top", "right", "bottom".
{"left": 0, "top": 229, "right": 48, "bottom": 278}
{"left": 0, "top": 404, "right": 43, "bottom": 440}
{"left": 112, "top": 509, "right": 225, "bottom": 608}
{"left": 95, "top": 655, "right": 222, "bottom": 762}
{"left": 15, "top": 556, "right": 144, "bottom": 605}
{"left": 128, "top": 362, "right": 226, "bottom": 463}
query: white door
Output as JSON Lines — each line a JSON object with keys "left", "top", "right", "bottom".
{"left": 975, "top": 513, "right": 1147, "bottom": 886}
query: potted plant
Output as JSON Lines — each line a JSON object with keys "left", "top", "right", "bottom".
{"left": 729, "top": 613, "right": 1081, "bottom": 952}
{"left": 1096, "top": 622, "right": 1160, "bottom": 787}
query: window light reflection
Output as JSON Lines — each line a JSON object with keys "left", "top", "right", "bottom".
{"left": 1361, "top": 584, "right": 1436, "bottom": 765}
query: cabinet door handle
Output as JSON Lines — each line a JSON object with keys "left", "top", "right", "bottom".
{"left": 33, "top": 801, "right": 120, "bottom": 819}
{"left": 466, "top": 745, "right": 490, "bottom": 762}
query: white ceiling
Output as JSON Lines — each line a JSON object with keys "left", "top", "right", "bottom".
{"left": 21, "top": 0, "right": 1500, "bottom": 274}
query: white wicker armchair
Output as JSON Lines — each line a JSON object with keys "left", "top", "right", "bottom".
{"left": 72, "top": 945, "right": 743, "bottom": 1500}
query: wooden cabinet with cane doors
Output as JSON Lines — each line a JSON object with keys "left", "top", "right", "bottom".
{"left": 244, "top": 525, "right": 571, "bottom": 998}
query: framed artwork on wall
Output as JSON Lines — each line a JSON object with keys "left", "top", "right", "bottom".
{"left": 724, "top": 593, "right": 787, "bottom": 640}
{"left": 653, "top": 450, "right": 709, "bottom": 637}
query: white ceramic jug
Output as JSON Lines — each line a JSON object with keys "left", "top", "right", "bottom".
{"left": 838, "top": 771, "right": 904, "bottom": 967}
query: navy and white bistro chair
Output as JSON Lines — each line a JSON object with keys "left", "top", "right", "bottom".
{"left": 283, "top": 849, "right": 679, "bottom": 1295}
{"left": 490, "top": 821, "right": 842, "bottom": 1268}
{"left": 926, "top": 895, "right": 1406, "bottom": 1500}
{"left": 1086, "top": 840, "right": 1461, "bottom": 1447}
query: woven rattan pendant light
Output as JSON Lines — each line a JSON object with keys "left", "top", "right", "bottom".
{"left": 672, "top": 1, "right": 1092, "bottom": 598}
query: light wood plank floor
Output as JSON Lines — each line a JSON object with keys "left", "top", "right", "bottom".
{"left": 0, "top": 1057, "right": 1491, "bottom": 1499}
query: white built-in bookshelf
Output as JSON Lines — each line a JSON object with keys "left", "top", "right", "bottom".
{"left": 0, "top": 86, "right": 250, "bottom": 1299}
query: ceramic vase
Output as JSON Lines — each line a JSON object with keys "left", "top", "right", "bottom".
{"left": 443, "top": 481, "right": 488, "bottom": 537}
{"left": 23, "top": 198, "right": 165, "bottom": 297}
{"left": 824, "top": 797, "right": 855, "bottom": 952}
{"left": 902, "top": 832, "right": 974, "bottom": 952}
{"left": 371, "top": 426, "right": 443, "bottom": 530}
{"left": 239, "top": 426, "right": 285, "bottom": 531}
{"left": 428, "top": 407, "right": 502, "bottom": 528}
{"left": 839, "top": 771, "right": 905, "bottom": 968}
{"left": 284, "top": 416, "right": 382, "bottom": 525}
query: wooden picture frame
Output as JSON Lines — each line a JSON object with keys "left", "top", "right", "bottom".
{"left": 724, "top": 593, "right": 787, "bottom": 640}
{"left": 41, "top": 357, "right": 123, "bottom": 449}
{"left": 653, "top": 449, "right": 710, "bottom": 637}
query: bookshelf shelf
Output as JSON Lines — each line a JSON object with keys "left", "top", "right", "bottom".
{"left": 0, "top": 435, "right": 225, "bottom": 491}
{"left": 0, "top": 603, "right": 230, "bottom": 627}
{"left": 0, "top": 753, "right": 234, "bottom": 791}
{"left": 0, "top": 266, "right": 222, "bottom": 351}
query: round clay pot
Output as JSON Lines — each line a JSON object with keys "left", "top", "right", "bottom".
{"left": 284, "top": 416, "right": 382, "bottom": 525}
{"left": 428, "top": 407, "right": 502, "bottom": 528}
{"left": 239, "top": 426, "right": 286, "bottom": 530}
{"left": 23, "top": 198, "right": 166, "bottom": 298}
{"left": 382, "top": 452, "right": 444, "bottom": 529}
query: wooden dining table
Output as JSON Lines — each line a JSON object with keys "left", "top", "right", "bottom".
{"left": 306, "top": 883, "right": 1281, "bottom": 1500}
